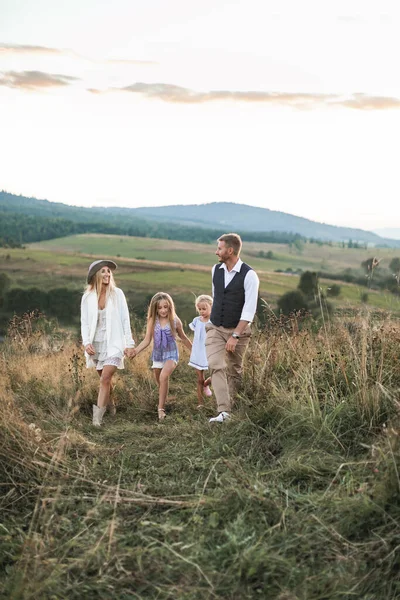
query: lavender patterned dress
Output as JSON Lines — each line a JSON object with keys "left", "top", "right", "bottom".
{"left": 151, "top": 318, "right": 179, "bottom": 364}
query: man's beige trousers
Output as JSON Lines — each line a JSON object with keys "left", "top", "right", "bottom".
{"left": 205, "top": 323, "right": 251, "bottom": 413}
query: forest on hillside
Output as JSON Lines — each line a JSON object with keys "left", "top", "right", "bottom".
{"left": 0, "top": 192, "right": 306, "bottom": 247}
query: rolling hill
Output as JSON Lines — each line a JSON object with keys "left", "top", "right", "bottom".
{"left": 133, "top": 202, "right": 392, "bottom": 245}
{"left": 1, "top": 191, "right": 399, "bottom": 247}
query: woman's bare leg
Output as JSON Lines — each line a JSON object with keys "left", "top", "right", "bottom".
{"left": 97, "top": 370, "right": 115, "bottom": 410}
{"left": 96, "top": 365, "right": 117, "bottom": 408}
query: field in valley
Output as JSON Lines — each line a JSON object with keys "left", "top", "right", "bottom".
{"left": 2, "top": 233, "right": 400, "bottom": 320}
{"left": 29, "top": 232, "right": 400, "bottom": 273}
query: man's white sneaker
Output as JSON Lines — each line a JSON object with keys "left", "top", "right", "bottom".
{"left": 209, "top": 411, "right": 231, "bottom": 423}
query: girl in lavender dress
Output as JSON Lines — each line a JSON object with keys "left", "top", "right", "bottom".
{"left": 188, "top": 295, "right": 213, "bottom": 408}
{"left": 132, "top": 292, "right": 192, "bottom": 421}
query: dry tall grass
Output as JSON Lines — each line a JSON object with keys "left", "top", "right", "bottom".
{"left": 1, "top": 310, "right": 399, "bottom": 599}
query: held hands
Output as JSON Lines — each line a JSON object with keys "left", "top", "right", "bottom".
{"left": 85, "top": 345, "right": 137, "bottom": 358}
{"left": 124, "top": 347, "right": 137, "bottom": 359}
{"left": 225, "top": 336, "right": 239, "bottom": 353}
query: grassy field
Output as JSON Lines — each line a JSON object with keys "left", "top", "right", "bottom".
{"left": 2, "top": 234, "right": 400, "bottom": 316}
{"left": 2, "top": 234, "right": 399, "bottom": 598}
{"left": 1, "top": 310, "right": 399, "bottom": 599}
{"left": 30, "top": 233, "right": 400, "bottom": 273}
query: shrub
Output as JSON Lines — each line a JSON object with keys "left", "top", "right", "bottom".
{"left": 277, "top": 290, "right": 308, "bottom": 315}
{"left": 0, "top": 272, "right": 11, "bottom": 307}
{"left": 326, "top": 283, "right": 341, "bottom": 297}
{"left": 298, "top": 271, "right": 319, "bottom": 296}
{"left": 48, "top": 288, "right": 81, "bottom": 319}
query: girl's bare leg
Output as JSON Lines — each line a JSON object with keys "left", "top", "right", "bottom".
{"left": 158, "top": 360, "right": 176, "bottom": 411}
{"left": 203, "top": 375, "right": 212, "bottom": 398}
{"left": 196, "top": 369, "right": 205, "bottom": 406}
{"left": 153, "top": 368, "right": 162, "bottom": 388}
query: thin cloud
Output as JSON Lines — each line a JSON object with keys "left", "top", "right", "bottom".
{"left": 0, "top": 42, "right": 158, "bottom": 66}
{"left": 337, "top": 14, "right": 391, "bottom": 25}
{"left": 0, "top": 70, "right": 79, "bottom": 90}
{"left": 119, "top": 82, "right": 338, "bottom": 107}
{"left": 106, "top": 59, "right": 159, "bottom": 66}
{"left": 337, "top": 15, "right": 365, "bottom": 24}
{"left": 0, "top": 43, "right": 62, "bottom": 55}
{"left": 342, "top": 93, "right": 400, "bottom": 110}
{"left": 102, "top": 82, "right": 400, "bottom": 110}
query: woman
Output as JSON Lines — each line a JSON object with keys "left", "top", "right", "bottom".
{"left": 81, "top": 259, "right": 135, "bottom": 426}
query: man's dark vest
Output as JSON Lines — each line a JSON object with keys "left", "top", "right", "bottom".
{"left": 210, "top": 262, "right": 252, "bottom": 328}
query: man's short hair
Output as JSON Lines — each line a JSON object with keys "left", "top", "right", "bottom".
{"left": 218, "top": 233, "right": 242, "bottom": 256}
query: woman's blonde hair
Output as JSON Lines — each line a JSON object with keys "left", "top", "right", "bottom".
{"left": 195, "top": 294, "right": 213, "bottom": 310}
{"left": 147, "top": 292, "right": 177, "bottom": 335}
{"left": 85, "top": 267, "right": 116, "bottom": 304}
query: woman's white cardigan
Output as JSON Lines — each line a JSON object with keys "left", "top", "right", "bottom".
{"left": 81, "top": 287, "right": 135, "bottom": 369}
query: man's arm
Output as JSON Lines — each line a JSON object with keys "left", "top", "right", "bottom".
{"left": 239, "top": 269, "right": 260, "bottom": 324}
{"left": 211, "top": 264, "right": 216, "bottom": 298}
{"left": 225, "top": 270, "right": 260, "bottom": 352}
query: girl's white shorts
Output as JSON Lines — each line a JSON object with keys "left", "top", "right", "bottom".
{"left": 152, "top": 360, "right": 178, "bottom": 369}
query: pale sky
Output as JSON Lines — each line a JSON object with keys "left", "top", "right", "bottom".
{"left": 1, "top": 0, "right": 400, "bottom": 231}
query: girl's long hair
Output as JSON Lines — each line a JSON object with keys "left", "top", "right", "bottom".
{"left": 147, "top": 292, "right": 177, "bottom": 336}
{"left": 85, "top": 269, "right": 116, "bottom": 304}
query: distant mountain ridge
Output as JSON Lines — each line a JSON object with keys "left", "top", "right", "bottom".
{"left": 1, "top": 191, "right": 399, "bottom": 247}
{"left": 133, "top": 202, "right": 394, "bottom": 245}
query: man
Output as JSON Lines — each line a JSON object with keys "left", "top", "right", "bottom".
{"left": 206, "top": 233, "right": 259, "bottom": 423}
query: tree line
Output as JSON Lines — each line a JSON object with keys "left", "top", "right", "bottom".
{"left": 0, "top": 209, "right": 306, "bottom": 248}
{"left": 0, "top": 275, "right": 81, "bottom": 320}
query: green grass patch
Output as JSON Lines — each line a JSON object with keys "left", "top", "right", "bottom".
{"left": 29, "top": 233, "right": 400, "bottom": 273}
{"left": 1, "top": 313, "right": 400, "bottom": 598}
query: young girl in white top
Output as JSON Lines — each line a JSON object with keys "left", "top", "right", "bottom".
{"left": 81, "top": 260, "right": 135, "bottom": 427}
{"left": 188, "top": 294, "right": 213, "bottom": 407}
{"left": 132, "top": 292, "right": 192, "bottom": 421}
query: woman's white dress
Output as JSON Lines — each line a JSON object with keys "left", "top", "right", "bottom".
{"left": 92, "top": 308, "right": 123, "bottom": 369}
{"left": 81, "top": 287, "right": 135, "bottom": 370}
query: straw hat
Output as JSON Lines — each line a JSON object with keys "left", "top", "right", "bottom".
{"left": 87, "top": 259, "right": 117, "bottom": 283}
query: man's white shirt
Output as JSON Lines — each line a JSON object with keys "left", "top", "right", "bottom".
{"left": 211, "top": 259, "right": 260, "bottom": 323}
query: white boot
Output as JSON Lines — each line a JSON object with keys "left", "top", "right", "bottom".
{"left": 93, "top": 405, "right": 107, "bottom": 427}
